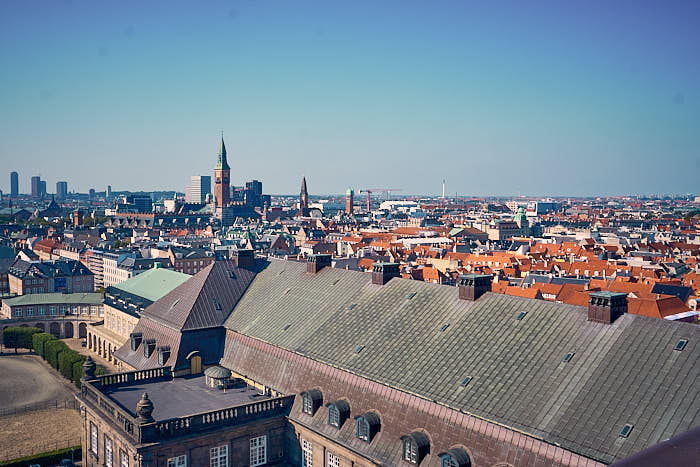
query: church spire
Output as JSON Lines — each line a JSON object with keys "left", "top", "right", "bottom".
{"left": 215, "top": 132, "right": 230, "bottom": 170}
{"left": 299, "top": 175, "right": 309, "bottom": 216}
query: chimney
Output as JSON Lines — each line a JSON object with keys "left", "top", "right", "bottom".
{"left": 588, "top": 291, "right": 627, "bottom": 324}
{"left": 372, "top": 262, "right": 400, "bottom": 285}
{"left": 231, "top": 248, "right": 254, "bottom": 270}
{"left": 307, "top": 254, "right": 332, "bottom": 273}
{"left": 458, "top": 274, "right": 492, "bottom": 300}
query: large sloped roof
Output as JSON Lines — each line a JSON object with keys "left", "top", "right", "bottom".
{"left": 109, "top": 267, "right": 190, "bottom": 303}
{"left": 223, "top": 259, "right": 700, "bottom": 464}
{"left": 144, "top": 261, "right": 257, "bottom": 331}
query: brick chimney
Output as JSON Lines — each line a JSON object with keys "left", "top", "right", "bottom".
{"left": 458, "top": 274, "right": 492, "bottom": 300}
{"left": 307, "top": 254, "right": 332, "bottom": 274}
{"left": 372, "top": 262, "right": 400, "bottom": 285}
{"left": 231, "top": 248, "right": 254, "bottom": 270}
{"left": 588, "top": 291, "right": 627, "bottom": 324}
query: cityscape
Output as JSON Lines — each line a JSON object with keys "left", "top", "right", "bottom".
{"left": 1, "top": 2, "right": 699, "bottom": 467}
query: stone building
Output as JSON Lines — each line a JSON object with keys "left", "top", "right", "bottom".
{"left": 80, "top": 255, "right": 699, "bottom": 467}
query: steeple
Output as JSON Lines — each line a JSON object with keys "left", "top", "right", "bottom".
{"left": 301, "top": 176, "right": 308, "bottom": 197}
{"left": 215, "top": 133, "right": 230, "bottom": 170}
{"left": 299, "top": 176, "right": 309, "bottom": 216}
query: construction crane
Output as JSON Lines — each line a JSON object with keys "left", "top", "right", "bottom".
{"left": 359, "top": 189, "right": 402, "bottom": 211}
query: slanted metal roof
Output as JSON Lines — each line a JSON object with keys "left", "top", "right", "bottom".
{"left": 222, "top": 258, "right": 700, "bottom": 464}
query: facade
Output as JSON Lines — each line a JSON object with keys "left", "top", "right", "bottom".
{"left": 10, "top": 171, "right": 18, "bottom": 197}
{"left": 214, "top": 136, "right": 231, "bottom": 209}
{"left": 8, "top": 258, "right": 94, "bottom": 295}
{"left": 102, "top": 255, "right": 171, "bottom": 288}
{"left": 185, "top": 175, "right": 211, "bottom": 204}
{"left": 88, "top": 266, "right": 190, "bottom": 368}
{"left": 56, "top": 181, "right": 68, "bottom": 199}
{"left": 84, "top": 256, "right": 700, "bottom": 466}
{"left": 167, "top": 246, "right": 214, "bottom": 275}
{"left": 1, "top": 292, "right": 103, "bottom": 325}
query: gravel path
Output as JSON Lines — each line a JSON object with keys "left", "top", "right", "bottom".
{"left": 0, "top": 353, "right": 77, "bottom": 410}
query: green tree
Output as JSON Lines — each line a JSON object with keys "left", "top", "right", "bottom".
{"left": 3, "top": 327, "right": 41, "bottom": 353}
{"left": 32, "top": 332, "right": 56, "bottom": 358}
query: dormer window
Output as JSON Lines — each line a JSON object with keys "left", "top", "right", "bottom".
{"left": 400, "top": 431, "right": 430, "bottom": 465}
{"left": 300, "top": 389, "right": 323, "bottom": 416}
{"left": 157, "top": 346, "right": 171, "bottom": 366}
{"left": 355, "top": 411, "right": 381, "bottom": 443}
{"left": 438, "top": 446, "right": 472, "bottom": 467}
{"left": 326, "top": 400, "right": 350, "bottom": 429}
{"left": 144, "top": 339, "right": 156, "bottom": 358}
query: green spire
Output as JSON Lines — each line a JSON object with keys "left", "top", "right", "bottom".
{"left": 215, "top": 133, "right": 230, "bottom": 170}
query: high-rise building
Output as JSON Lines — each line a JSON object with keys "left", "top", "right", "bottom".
{"left": 346, "top": 187, "right": 354, "bottom": 214}
{"left": 56, "top": 181, "right": 68, "bottom": 199}
{"left": 10, "top": 172, "right": 18, "bottom": 197}
{"left": 214, "top": 135, "right": 230, "bottom": 209}
{"left": 38, "top": 180, "right": 47, "bottom": 198}
{"left": 126, "top": 194, "right": 152, "bottom": 213}
{"left": 31, "top": 176, "right": 40, "bottom": 198}
{"left": 245, "top": 179, "right": 263, "bottom": 207}
{"left": 185, "top": 175, "right": 211, "bottom": 204}
{"left": 89, "top": 188, "right": 96, "bottom": 200}
{"left": 107, "top": 185, "right": 112, "bottom": 199}
{"left": 299, "top": 176, "right": 309, "bottom": 216}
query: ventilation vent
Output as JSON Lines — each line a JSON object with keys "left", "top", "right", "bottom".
{"left": 283, "top": 323, "right": 292, "bottom": 331}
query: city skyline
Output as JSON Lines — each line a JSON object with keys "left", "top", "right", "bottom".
{"left": 2, "top": 1, "right": 699, "bottom": 196}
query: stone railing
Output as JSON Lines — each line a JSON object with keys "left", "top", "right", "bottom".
{"left": 81, "top": 380, "right": 137, "bottom": 439}
{"left": 96, "top": 366, "right": 172, "bottom": 389}
{"left": 141, "top": 395, "right": 295, "bottom": 443}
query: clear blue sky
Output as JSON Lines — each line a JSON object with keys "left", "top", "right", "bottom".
{"left": 1, "top": 0, "right": 698, "bottom": 196}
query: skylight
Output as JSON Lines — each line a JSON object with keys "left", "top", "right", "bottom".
{"left": 517, "top": 312, "right": 527, "bottom": 320}
{"left": 349, "top": 303, "right": 357, "bottom": 310}
{"left": 440, "top": 324, "right": 449, "bottom": 332}
{"left": 407, "top": 292, "right": 417, "bottom": 299}
{"left": 355, "top": 345, "right": 365, "bottom": 354}
{"left": 460, "top": 376, "right": 472, "bottom": 387}
{"left": 619, "top": 424, "right": 634, "bottom": 438}
{"left": 674, "top": 339, "right": 688, "bottom": 351}
{"left": 563, "top": 352, "right": 575, "bottom": 363}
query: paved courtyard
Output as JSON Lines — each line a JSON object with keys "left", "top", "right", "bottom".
{"left": 0, "top": 353, "right": 77, "bottom": 410}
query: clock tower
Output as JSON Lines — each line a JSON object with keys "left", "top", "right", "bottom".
{"left": 214, "top": 135, "right": 230, "bottom": 209}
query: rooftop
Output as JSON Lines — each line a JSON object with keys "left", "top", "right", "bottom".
{"left": 3, "top": 292, "right": 103, "bottom": 306}
{"left": 109, "top": 267, "right": 190, "bottom": 303}
{"left": 105, "top": 374, "right": 268, "bottom": 421}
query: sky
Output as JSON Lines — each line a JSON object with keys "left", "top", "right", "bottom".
{"left": 1, "top": 1, "right": 699, "bottom": 197}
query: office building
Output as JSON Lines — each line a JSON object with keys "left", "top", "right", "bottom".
{"left": 56, "top": 181, "right": 68, "bottom": 199}
{"left": 185, "top": 175, "right": 211, "bottom": 204}
{"left": 10, "top": 171, "right": 18, "bottom": 197}
{"left": 31, "top": 176, "right": 40, "bottom": 198}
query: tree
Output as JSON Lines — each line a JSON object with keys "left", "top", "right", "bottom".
{"left": 32, "top": 332, "right": 56, "bottom": 358}
{"left": 3, "top": 327, "right": 41, "bottom": 353}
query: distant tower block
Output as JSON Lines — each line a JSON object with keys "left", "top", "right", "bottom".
{"left": 214, "top": 134, "right": 231, "bottom": 208}
{"left": 442, "top": 179, "right": 446, "bottom": 198}
{"left": 345, "top": 188, "right": 354, "bottom": 214}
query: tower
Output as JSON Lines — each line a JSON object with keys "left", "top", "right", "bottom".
{"left": 345, "top": 188, "right": 354, "bottom": 214}
{"left": 10, "top": 172, "right": 18, "bottom": 197}
{"left": 214, "top": 135, "right": 231, "bottom": 209}
{"left": 299, "top": 176, "right": 309, "bottom": 216}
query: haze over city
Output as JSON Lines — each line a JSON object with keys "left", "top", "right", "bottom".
{"left": 2, "top": 0, "right": 699, "bottom": 196}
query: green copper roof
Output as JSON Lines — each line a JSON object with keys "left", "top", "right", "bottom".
{"left": 111, "top": 267, "right": 191, "bottom": 303}
{"left": 3, "top": 292, "right": 103, "bottom": 306}
{"left": 214, "top": 135, "right": 230, "bottom": 170}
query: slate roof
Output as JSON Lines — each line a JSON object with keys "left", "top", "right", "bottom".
{"left": 8, "top": 258, "right": 92, "bottom": 279}
{"left": 222, "top": 259, "right": 700, "bottom": 464}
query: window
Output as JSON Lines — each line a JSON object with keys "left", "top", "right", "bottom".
{"left": 210, "top": 445, "right": 228, "bottom": 467}
{"left": 517, "top": 311, "right": 527, "bottom": 320}
{"left": 460, "top": 376, "right": 472, "bottom": 387}
{"left": 38, "top": 307, "right": 45, "bottom": 316}
{"left": 348, "top": 303, "right": 357, "bottom": 310}
{"left": 674, "top": 339, "right": 688, "bottom": 351}
{"left": 167, "top": 455, "right": 187, "bottom": 467}
{"left": 302, "top": 439, "right": 313, "bottom": 467}
{"left": 120, "top": 449, "right": 129, "bottom": 467}
{"left": 403, "top": 438, "right": 418, "bottom": 463}
{"left": 15, "top": 309, "right": 22, "bottom": 317}
{"left": 620, "top": 424, "right": 634, "bottom": 438}
{"left": 327, "top": 452, "right": 341, "bottom": 467}
{"left": 90, "top": 422, "right": 98, "bottom": 455}
{"left": 357, "top": 417, "right": 369, "bottom": 441}
{"left": 407, "top": 292, "right": 417, "bottom": 299}
{"left": 328, "top": 405, "right": 340, "bottom": 427}
{"left": 440, "top": 324, "right": 449, "bottom": 332}
{"left": 442, "top": 456, "right": 459, "bottom": 467}
{"left": 302, "top": 393, "right": 313, "bottom": 414}
{"left": 355, "top": 345, "right": 364, "bottom": 354}
{"left": 250, "top": 435, "right": 266, "bottom": 466}
{"left": 104, "top": 436, "right": 113, "bottom": 467}
{"left": 563, "top": 352, "right": 575, "bottom": 362}
{"left": 26, "top": 307, "right": 34, "bottom": 316}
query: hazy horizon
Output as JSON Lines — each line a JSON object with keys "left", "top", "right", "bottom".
{"left": 1, "top": 1, "right": 699, "bottom": 196}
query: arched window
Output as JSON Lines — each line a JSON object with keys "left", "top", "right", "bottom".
{"left": 326, "top": 400, "right": 350, "bottom": 428}
{"left": 355, "top": 411, "right": 381, "bottom": 443}
{"left": 438, "top": 446, "right": 472, "bottom": 467}
{"left": 300, "top": 389, "right": 323, "bottom": 416}
{"left": 400, "top": 431, "right": 431, "bottom": 465}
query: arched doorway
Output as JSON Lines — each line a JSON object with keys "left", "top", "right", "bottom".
{"left": 49, "top": 322, "right": 61, "bottom": 337}
{"left": 64, "top": 322, "right": 74, "bottom": 338}
{"left": 188, "top": 352, "right": 202, "bottom": 374}
{"left": 79, "top": 323, "right": 87, "bottom": 338}
{"left": 36, "top": 323, "right": 45, "bottom": 331}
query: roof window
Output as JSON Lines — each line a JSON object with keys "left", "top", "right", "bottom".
{"left": 440, "top": 324, "right": 449, "bottom": 332}
{"left": 619, "top": 424, "right": 634, "bottom": 438}
{"left": 349, "top": 303, "right": 357, "bottom": 310}
{"left": 674, "top": 339, "right": 688, "bottom": 351}
{"left": 460, "top": 376, "right": 471, "bottom": 387}
{"left": 517, "top": 312, "right": 527, "bottom": 320}
{"left": 408, "top": 292, "right": 417, "bottom": 299}
{"left": 355, "top": 345, "right": 365, "bottom": 354}
{"left": 563, "top": 352, "right": 575, "bottom": 363}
